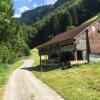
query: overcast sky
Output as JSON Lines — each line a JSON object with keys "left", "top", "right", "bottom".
{"left": 13, "top": 0, "right": 57, "bottom": 18}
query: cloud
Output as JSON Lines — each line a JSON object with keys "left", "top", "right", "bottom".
{"left": 13, "top": 14, "right": 21, "bottom": 18}
{"left": 44, "top": 0, "right": 57, "bottom": 5}
{"left": 19, "top": 6, "right": 30, "bottom": 13}
{"left": 33, "top": 4, "right": 38, "bottom": 8}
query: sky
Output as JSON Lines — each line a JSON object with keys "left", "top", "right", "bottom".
{"left": 13, "top": 0, "right": 57, "bottom": 18}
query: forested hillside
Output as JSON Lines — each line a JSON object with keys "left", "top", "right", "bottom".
{"left": 18, "top": 0, "right": 100, "bottom": 48}
{"left": 0, "top": 0, "right": 36, "bottom": 64}
{"left": 18, "top": 0, "right": 69, "bottom": 25}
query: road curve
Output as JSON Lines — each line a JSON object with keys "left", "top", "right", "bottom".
{"left": 4, "top": 59, "right": 64, "bottom": 100}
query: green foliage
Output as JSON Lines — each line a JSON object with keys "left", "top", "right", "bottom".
{"left": 0, "top": 44, "right": 16, "bottom": 64}
{"left": 0, "top": 60, "right": 22, "bottom": 100}
{"left": 69, "top": 5, "right": 78, "bottom": 25}
{"left": 51, "top": 14, "right": 60, "bottom": 35}
{"left": 31, "top": 48, "right": 48, "bottom": 66}
{"left": 0, "top": 0, "right": 37, "bottom": 64}
{"left": 0, "top": 60, "right": 23, "bottom": 85}
{"left": 66, "top": 26, "right": 75, "bottom": 31}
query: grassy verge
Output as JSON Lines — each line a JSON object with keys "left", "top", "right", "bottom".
{"left": 31, "top": 48, "right": 48, "bottom": 66}
{"left": 0, "top": 60, "right": 23, "bottom": 100}
{"left": 32, "top": 50, "right": 100, "bottom": 100}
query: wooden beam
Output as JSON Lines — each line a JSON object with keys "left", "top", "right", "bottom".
{"left": 82, "top": 51, "right": 87, "bottom": 60}
{"left": 74, "top": 51, "right": 78, "bottom": 61}
{"left": 86, "top": 30, "right": 90, "bottom": 62}
{"left": 40, "top": 55, "right": 43, "bottom": 72}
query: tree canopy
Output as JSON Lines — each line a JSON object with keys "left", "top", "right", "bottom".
{"left": 0, "top": 0, "right": 36, "bottom": 64}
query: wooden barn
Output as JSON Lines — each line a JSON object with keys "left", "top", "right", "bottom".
{"left": 37, "top": 19, "right": 100, "bottom": 66}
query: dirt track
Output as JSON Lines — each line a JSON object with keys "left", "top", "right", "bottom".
{"left": 4, "top": 59, "right": 64, "bottom": 100}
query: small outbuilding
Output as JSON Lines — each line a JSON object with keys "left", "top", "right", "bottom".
{"left": 37, "top": 19, "right": 100, "bottom": 66}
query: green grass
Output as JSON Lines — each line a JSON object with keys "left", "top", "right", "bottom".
{"left": 0, "top": 60, "right": 23, "bottom": 100}
{"left": 84, "top": 13, "right": 100, "bottom": 24}
{"left": 31, "top": 48, "right": 39, "bottom": 54}
{"left": 0, "top": 60, "right": 23, "bottom": 85}
{"left": 31, "top": 48, "right": 48, "bottom": 66}
{"left": 32, "top": 53, "right": 100, "bottom": 100}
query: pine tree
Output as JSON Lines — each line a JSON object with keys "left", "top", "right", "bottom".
{"left": 0, "top": 0, "right": 36, "bottom": 64}
{"left": 51, "top": 14, "right": 60, "bottom": 35}
{"left": 69, "top": 6, "right": 78, "bottom": 26}
{"left": 66, "top": 11, "right": 73, "bottom": 26}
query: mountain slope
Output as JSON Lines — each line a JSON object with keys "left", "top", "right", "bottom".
{"left": 18, "top": 0, "right": 70, "bottom": 24}
{"left": 19, "top": 5, "right": 54, "bottom": 24}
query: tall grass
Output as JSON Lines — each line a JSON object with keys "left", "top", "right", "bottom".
{"left": 0, "top": 60, "right": 23, "bottom": 100}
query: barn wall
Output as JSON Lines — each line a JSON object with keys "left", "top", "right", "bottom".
{"left": 75, "top": 32, "right": 87, "bottom": 61}
{"left": 75, "top": 20, "right": 100, "bottom": 62}
{"left": 76, "top": 32, "right": 87, "bottom": 50}
{"left": 88, "top": 21, "right": 100, "bottom": 53}
{"left": 89, "top": 54, "right": 100, "bottom": 62}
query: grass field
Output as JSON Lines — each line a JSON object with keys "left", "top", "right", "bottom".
{"left": 0, "top": 60, "right": 23, "bottom": 100}
{"left": 32, "top": 49, "right": 100, "bottom": 100}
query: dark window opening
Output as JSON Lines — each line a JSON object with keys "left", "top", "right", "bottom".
{"left": 50, "top": 53, "right": 58, "bottom": 59}
{"left": 77, "top": 51, "right": 83, "bottom": 60}
{"left": 60, "top": 51, "right": 74, "bottom": 62}
{"left": 98, "top": 29, "right": 100, "bottom": 33}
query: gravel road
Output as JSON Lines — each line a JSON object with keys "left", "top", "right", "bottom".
{"left": 4, "top": 59, "right": 64, "bottom": 100}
